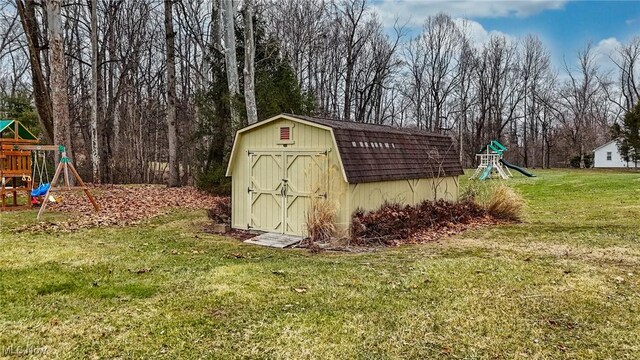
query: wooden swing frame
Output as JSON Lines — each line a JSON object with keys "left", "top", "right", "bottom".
{"left": 8, "top": 144, "right": 100, "bottom": 219}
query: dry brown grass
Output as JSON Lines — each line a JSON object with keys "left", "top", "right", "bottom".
{"left": 304, "top": 164, "right": 342, "bottom": 245}
{"left": 486, "top": 184, "right": 524, "bottom": 221}
{"left": 306, "top": 196, "right": 337, "bottom": 243}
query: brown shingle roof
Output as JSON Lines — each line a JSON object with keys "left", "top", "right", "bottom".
{"left": 286, "top": 114, "right": 464, "bottom": 183}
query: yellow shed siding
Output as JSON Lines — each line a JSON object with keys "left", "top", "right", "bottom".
{"left": 338, "top": 176, "right": 459, "bottom": 233}
{"left": 229, "top": 118, "right": 348, "bottom": 234}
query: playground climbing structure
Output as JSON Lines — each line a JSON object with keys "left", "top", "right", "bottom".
{"left": 471, "top": 140, "right": 511, "bottom": 180}
{"left": 471, "top": 140, "right": 536, "bottom": 180}
{"left": 0, "top": 119, "right": 100, "bottom": 215}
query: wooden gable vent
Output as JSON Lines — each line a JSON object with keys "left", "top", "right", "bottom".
{"left": 279, "top": 126, "right": 290, "bottom": 141}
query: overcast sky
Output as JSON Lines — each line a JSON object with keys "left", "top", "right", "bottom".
{"left": 370, "top": 0, "right": 640, "bottom": 70}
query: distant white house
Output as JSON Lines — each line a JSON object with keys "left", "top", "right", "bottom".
{"left": 593, "top": 139, "right": 634, "bottom": 168}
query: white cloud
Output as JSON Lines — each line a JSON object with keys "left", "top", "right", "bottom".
{"left": 593, "top": 37, "right": 621, "bottom": 58}
{"left": 452, "top": 18, "right": 513, "bottom": 46}
{"left": 590, "top": 37, "right": 621, "bottom": 75}
{"left": 371, "top": 0, "right": 568, "bottom": 28}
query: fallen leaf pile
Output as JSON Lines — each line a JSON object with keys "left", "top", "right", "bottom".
{"left": 349, "top": 199, "right": 506, "bottom": 247}
{"left": 19, "top": 185, "right": 229, "bottom": 232}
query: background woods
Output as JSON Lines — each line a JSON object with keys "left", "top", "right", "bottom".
{"left": 0, "top": 0, "right": 638, "bottom": 191}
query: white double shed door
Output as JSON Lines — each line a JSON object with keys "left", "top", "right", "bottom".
{"left": 247, "top": 149, "right": 328, "bottom": 235}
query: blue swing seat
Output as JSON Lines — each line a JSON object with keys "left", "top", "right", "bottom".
{"left": 31, "top": 183, "right": 51, "bottom": 197}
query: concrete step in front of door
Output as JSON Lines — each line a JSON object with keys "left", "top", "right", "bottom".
{"left": 244, "top": 233, "right": 303, "bottom": 248}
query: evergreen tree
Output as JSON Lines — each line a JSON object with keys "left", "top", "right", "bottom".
{"left": 255, "top": 38, "right": 314, "bottom": 119}
{"left": 194, "top": 11, "right": 313, "bottom": 194}
{"left": 0, "top": 93, "right": 40, "bottom": 136}
{"left": 239, "top": 14, "right": 314, "bottom": 120}
{"left": 613, "top": 101, "right": 640, "bottom": 167}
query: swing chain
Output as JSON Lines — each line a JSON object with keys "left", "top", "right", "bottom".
{"left": 31, "top": 151, "right": 49, "bottom": 187}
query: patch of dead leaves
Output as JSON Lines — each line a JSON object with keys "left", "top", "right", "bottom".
{"left": 17, "top": 185, "right": 228, "bottom": 233}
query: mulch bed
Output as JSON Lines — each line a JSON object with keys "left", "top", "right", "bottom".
{"left": 17, "top": 185, "right": 229, "bottom": 232}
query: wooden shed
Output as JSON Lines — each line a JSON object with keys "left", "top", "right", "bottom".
{"left": 226, "top": 114, "right": 463, "bottom": 236}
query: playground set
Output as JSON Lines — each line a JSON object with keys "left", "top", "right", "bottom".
{"left": 471, "top": 140, "right": 536, "bottom": 180}
{"left": 0, "top": 119, "right": 99, "bottom": 218}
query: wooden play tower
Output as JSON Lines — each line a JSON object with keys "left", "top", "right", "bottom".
{"left": 0, "top": 119, "right": 37, "bottom": 209}
{"left": 1, "top": 119, "right": 100, "bottom": 216}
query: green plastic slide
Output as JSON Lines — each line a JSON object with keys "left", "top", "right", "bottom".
{"left": 479, "top": 164, "right": 493, "bottom": 180}
{"left": 500, "top": 159, "right": 536, "bottom": 177}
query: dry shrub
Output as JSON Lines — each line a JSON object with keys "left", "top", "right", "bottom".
{"left": 350, "top": 200, "right": 487, "bottom": 245}
{"left": 304, "top": 164, "right": 343, "bottom": 245}
{"left": 207, "top": 197, "right": 231, "bottom": 224}
{"left": 486, "top": 184, "right": 524, "bottom": 221}
{"left": 306, "top": 197, "right": 337, "bottom": 243}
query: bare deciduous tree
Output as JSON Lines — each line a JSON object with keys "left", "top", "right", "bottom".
{"left": 90, "top": 0, "right": 100, "bottom": 183}
{"left": 222, "top": 0, "right": 240, "bottom": 128}
{"left": 165, "top": 0, "right": 179, "bottom": 186}
{"left": 242, "top": 0, "right": 257, "bottom": 124}
{"left": 48, "top": 0, "right": 73, "bottom": 161}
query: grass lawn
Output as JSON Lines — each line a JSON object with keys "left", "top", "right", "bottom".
{"left": 1, "top": 169, "right": 639, "bottom": 359}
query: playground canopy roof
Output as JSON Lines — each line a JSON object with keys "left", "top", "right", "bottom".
{"left": 479, "top": 140, "right": 507, "bottom": 155}
{"left": 0, "top": 119, "right": 38, "bottom": 142}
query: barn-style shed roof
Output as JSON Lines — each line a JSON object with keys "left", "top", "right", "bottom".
{"left": 288, "top": 114, "right": 463, "bottom": 183}
{"left": 227, "top": 113, "right": 463, "bottom": 183}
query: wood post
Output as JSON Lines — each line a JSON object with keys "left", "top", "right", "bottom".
{"left": 37, "top": 158, "right": 100, "bottom": 220}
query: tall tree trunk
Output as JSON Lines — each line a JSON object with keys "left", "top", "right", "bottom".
{"left": 243, "top": 0, "right": 257, "bottom": 124}
{"left": 106, "top": 3, "right": 117, "bottom": 183}
{"left": 222, "top": 0, "right": 240, "bottom": 130}
{"left": 47, "top": 0, "right": 73, "bottom": 161}
{"left": 16, "top": 0, "right": 54, "bottom": 142}
{"left": 343, "top": 61, "right": 353, "bottom": 121}
{"left": 459, "top": 111, "right": 465, "bottom": 166}
{"left": 90, "top": 0, "right": 100, "bottom": 183}
{"left": 164, "top": 0, "right": 180, "bottom": 187}
{"left": 523, "top": 78, "right": 528, "bottom": 167}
